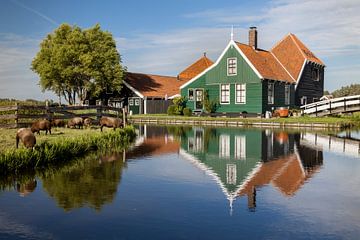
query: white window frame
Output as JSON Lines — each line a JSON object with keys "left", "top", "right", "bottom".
{"left": 226, "top": 164, "right": 237, "bottom": 185}
{"left": 235, "top": 84, "right": 246, "bottom": 104}
{"left": 312, "top": 67, "right": 320, "bottom": 81}
{"left": 188, "top": 88, "right": 194, "bottom": 101}
{"left": 268, "top": 82, "right": 274, "bottom": 104}
{"left": 301, "top": 96, "right": 307, "bottom": 105}
{"left": 129, "top": 98, "right": 134, "bottom": 106}
{"left": 219, "top": 135, "right": 230, "bottom": 158}
{"left": 134, "top": 98, "right": 140, "bottom": 106}
{"left": 234, "top": 135, "right": 246, "bottom": 160}
{"left": 284, "top": 84, "right": 290, "bottom": 105}
{"left": 220, "top": 84, "right": 230, "bottom": 104}
{"left": 227, "top": 57, "right": 237, "bottom": 76}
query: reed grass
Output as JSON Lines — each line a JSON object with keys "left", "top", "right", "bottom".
{"left": 0, "top": 126, "right": 136, "bottom": 174}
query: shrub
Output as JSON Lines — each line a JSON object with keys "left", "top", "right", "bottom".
{"left": 167, "top": 105, "right": 177, "bottom": 115}
{"left": 203, "top": 91, "right": 218, "bottom": 113}
{"left": 183, "top": 108, "right": 192, "bottom": 116}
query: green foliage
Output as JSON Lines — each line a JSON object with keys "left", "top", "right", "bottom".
{"left": 167, "top": 105, "right": 177, "bottom": 115}
{"left": 167, "top": 97, "right": 186, "bottom": 115}
{"left": 332, "top": 84, "right": 360, "bottom": 98}
{"left": 203, "top": 90, "right": 218, "bottom": 113}
{"left": 173, "top": 96, "right": 186, "bottom": 115}
{"left": 183, "top": 107, "right": 192, "bottom": 116}
{"left": 0, "top": 126, "right": 136, "bottom": 174}
{"left": 31, "top": 23, "right": 124, "bottom": 105}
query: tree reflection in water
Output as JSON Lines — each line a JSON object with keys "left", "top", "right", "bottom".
{"left": 41, "top": 152, "right": 126, "bottom": 212}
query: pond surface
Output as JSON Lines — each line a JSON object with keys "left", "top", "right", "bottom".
{"left": 0, "top": 125, "right": 360, "bottom": 240}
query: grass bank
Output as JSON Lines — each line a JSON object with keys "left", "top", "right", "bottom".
{"left": 130, "top": 114, "right": 360, "bottom": 129}
{"left": 0, "top": 126, "right": 136, "bottom": 174}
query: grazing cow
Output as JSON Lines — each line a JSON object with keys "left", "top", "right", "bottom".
{"left": 31, "top": 120, "right": 51, "bottom": 135}
{"left": 67, "top": 117, "right": 84, "bottom": 129}
{"left": 99, "top": 116, "right": 123, "bottom": 132}
{"left": 83, "top": 118, "right": 92, "bottom": 128}
{"left": 16, "top": 128, "right": 36, "bottom": 149}
{"left": 51, "top": 119, "right": 66, "bottom": 128}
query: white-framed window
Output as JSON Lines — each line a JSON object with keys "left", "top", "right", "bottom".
{"left": 219, "top": 135, "right": 230, "bottom": 158}
{"left": 220, "top": 84, "right": 230, "bottom": 104}
{"left": 234, "top": 135, "right": 246, "bottom": 160}
{"left": 284, "top": 84, "right": 290, "bottom": 105}
{"left": 226, "top": 164, "right": 237, "bottom": 185}
{"left": 227, "top": 58, "right": 237, "bottom": 76}
{"left": 129, "top": 98, "right": 134, "bottom": 106}
{"left": 301, "top": 96, "right": 307, "bottom": 105}
{"left": 188, "top": 89, "right": 194, "bottom": 101}
{"left": 268, "top": 82, "right": 274, "bottom": 104}
{"left": 312, "top": 67, "right": 319, "bottom": 81}
{"left": 235, "top": 84, "right": 246, "bottom": 104}
{"left": 134, "top": 98, "right": 140, "bottom": 106}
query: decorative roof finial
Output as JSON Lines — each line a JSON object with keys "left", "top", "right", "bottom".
{"left": 231, "top": 25, "right": 234, "bottom": 41}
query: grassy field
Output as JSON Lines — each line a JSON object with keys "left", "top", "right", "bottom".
{"left": 0, "top": 126, "right": 136, "bottom": 173}
{"left": 0, "top": 127, "right": 112, "bottom": 152}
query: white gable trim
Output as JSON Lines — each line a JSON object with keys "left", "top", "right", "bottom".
{"left": 180, "top": 40, "right": 264, "bottom": 89}
{"left": 233, "top": 43, "right": 263, "bottom": 80}
{"left": 295, "top": 59, "right": 307, "bottom": 90}
{"left": 180, "top": 41, "right": 233, "bottom": 89}
{"left": 123, "top": 80, "right": 144, "bottom": 99}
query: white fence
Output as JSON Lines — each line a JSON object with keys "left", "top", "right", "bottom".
{"left": 301, "top": 95, "right": 360, "bottom": 116}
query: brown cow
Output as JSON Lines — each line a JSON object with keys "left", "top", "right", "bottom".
{"left": 31, "top": 120, "right": 51, "bottom": 135}
{"left": 16, "top": 128, "right": 36, "bottom": 149}
{"left": 99, "top": 116, "right": 123, "bottom": 132}
{"left": 67, "top": 117, "right": 84, "bottom": 129}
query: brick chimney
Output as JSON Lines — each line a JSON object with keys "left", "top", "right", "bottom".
{"left": 249, "top": 27, "right": 257, "bottom": 49}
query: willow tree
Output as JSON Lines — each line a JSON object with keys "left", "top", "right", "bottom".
{"left": 31, "top": 23, "right": 124, "bottom": 105}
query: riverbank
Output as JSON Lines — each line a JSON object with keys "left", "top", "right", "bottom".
{"left": 129, "top": 114, "right": 360, "bottom": 129}
{"left": 0, "top": 126, "right": 136, "bottom": 173}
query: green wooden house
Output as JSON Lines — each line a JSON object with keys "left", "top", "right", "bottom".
{"left": 180, "top": 27, "right": 325, "bottom": 115}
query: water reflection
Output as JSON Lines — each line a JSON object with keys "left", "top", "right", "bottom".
{"left": 41, "top": 153, "right": 126, "bottom": 211}
{"left": 16, "top": 179, "right": 37, "bottom": 197}
{"left": 176, "top": 127, "right": 324, "bottom": 212}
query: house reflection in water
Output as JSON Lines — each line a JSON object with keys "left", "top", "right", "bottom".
{"left": 178, "top": 127, "right": 323, "bottom": 213}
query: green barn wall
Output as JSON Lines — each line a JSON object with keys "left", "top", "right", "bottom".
{"left": 181, "top": 44, "right": 263, "bottom": 113}
{"left": 181, "top": 43, "right": 297, "bottom": 114}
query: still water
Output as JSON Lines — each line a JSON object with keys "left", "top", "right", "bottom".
{"left": 1, "top": 125, "right": 360, "bottom": 240}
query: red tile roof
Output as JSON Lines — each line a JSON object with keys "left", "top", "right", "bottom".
{"left": 271, "top": 33, "right": 324, "bottom": 80}
{"left": 178, "top": 55, "right": 213, "bottom": 81}
{"left": 125, "top": 72, "right": 184, "bottom": 98}
{"left": 236, "top": 42, "right": 295, "bottom": 83}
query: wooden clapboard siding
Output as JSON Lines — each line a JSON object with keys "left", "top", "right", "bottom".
{"left": 181, "top": 45, "right": 263, "bottom": 113}
{"left": 205, "top": 46, "right": 260, "bottom": 85}
{"left": 262, "top": 80, "right": 296, "bottom": 112}
{"left": 295, "top": 63, "right": 324, "bottom": 106}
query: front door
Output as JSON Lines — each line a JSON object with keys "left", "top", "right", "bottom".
{"left": 195, "top": 89, "right": 203, "bottom": 110}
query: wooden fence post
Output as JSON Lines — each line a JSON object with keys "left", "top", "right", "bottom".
{"left": 96, "top": 105, "right": 102, "bottom": 121}
{"left": 122, "top": 108, "right": 126, "bottom": 127}
{"left": 15, "top": 102, "right": 18, "bottom": 128}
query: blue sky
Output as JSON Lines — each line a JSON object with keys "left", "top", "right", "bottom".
{"left": 0, "top": 0, "right": 359, "bottom": 100}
